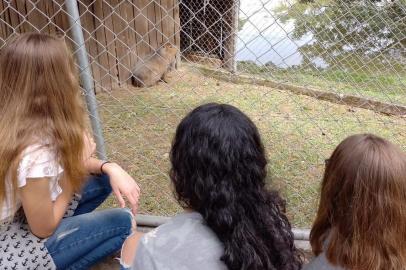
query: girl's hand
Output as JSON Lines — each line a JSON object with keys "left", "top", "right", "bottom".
{"left": 103, "top": 162, "right": 141, "bottom": 215}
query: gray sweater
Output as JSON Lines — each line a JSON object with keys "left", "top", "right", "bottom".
{"left": 132, "top": 212, "right": 227, "bottom": 270}
{"left": 303, "top": 253, "right": 345, "bottom": 270}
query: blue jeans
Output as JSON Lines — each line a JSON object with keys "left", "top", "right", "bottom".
{"left": 45, "top": 174, "right": 133, "bottom": 270}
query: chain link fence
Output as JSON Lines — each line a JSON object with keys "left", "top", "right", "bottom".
{"left": 1, "top": 0, "right": 405, "bottom": 228}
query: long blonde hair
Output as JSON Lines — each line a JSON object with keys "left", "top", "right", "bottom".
{"left": 0, "top": 33, "right": 87, "bottom": 211}
{"left": 310, "top": 134, "right": 406, "bottom": 270}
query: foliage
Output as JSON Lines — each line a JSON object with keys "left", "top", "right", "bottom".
{"left": 274, "top": 0, "right": 406, "bottom": 71}
{"left": 238, "top": 17, "right": 248, "bottom": 31}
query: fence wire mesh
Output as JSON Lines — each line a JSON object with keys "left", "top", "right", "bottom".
{"left": 0, "top": 0, "right": 405, "bottom": 228}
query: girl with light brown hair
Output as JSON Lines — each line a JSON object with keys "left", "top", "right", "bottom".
{"left": 304, "top": 134, "right": 406, "bottom": 270}
{"left": 0, "top": 33, "right": 140, "bottom": 269}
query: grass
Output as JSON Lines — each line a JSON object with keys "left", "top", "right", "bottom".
{"left": 97, "top": 65, "right": 406, "bottom": 228}
{"left": 237, "top": 61, "right": 406, "bottom": 106}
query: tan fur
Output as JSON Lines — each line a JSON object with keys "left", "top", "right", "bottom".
{"left": 131, "top": 44, "right": 178, "bottom": 87}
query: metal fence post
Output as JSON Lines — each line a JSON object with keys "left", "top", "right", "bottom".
{"left": 223, "top": 0, "right": 239, "bottom": 72}
{"left": 65, "top": 0, "right": 107, "bottom": 160}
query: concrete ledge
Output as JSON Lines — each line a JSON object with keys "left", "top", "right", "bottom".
{"left": 195, "top": 65, "right": 406, "bottom": 117}
{"left": 136, "top": 214, "right": 310, "bottom": 241}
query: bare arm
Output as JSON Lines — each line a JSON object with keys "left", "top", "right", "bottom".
{"left": 19, "top": 175, "right": 73, "bottom": 238}
{"left": 84, "top": 157, "right": 141, "bottom": 215}
{"left": 83, "top": 134, "right": 141, "bottom": 214}
{"left": 84, "top": 156, "right": 104, "bottom": 174}
{"left": 121, "top": 231, "right": 145, "bottom": 266}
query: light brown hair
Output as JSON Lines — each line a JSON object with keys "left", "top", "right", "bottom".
{"left": 0, "top": 33, "right": 87, "bottom": 213}
{"left": 310, "top": 134, "right": 406, "bottom": 270}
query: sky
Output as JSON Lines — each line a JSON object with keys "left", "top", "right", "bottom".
{"left": 236, "top": 0, "right": 325, "bottom": 68}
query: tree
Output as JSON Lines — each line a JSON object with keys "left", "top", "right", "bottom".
{"left": 275, "top": 0, "right": 406, "bottom": 71}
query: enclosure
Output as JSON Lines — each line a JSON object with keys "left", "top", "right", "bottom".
{"left": 0, "top": 0, "right": 405, "bottom": 230}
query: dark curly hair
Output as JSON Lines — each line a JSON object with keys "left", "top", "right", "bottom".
{"left": 170, "top": 103, "right": 302, "bottom": 270}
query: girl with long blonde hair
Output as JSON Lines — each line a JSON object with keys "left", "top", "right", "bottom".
{"left": 304, "top": 134, "right": 406, "bottom": 270}
{"left": 0, "top": 33, "right": 140, "bottom": 269}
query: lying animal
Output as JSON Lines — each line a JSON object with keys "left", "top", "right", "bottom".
{"left": 131, "top": 44, "right": 178, "bottom": 87}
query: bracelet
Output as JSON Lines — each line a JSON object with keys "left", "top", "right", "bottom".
{"left": 100, "top": 161, "right": 112, "bottom": 174}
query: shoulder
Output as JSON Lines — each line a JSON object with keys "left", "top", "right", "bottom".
{"left": 303, "top": 253, "right": 345, "bottom": 270}
{"left": 134, "top": 212, "right": 226, "bottom": 269}
{"left": 141, "top": 212, "right": 220, "bottom": 248}
{"left": 18, "top": 143, "right": 62, "bottom": 186}
{"left": 21, "top": 143, "right": 57, "bottom": 163}
{"left": 139, "top": 212, "right": 206, "bottom": 248}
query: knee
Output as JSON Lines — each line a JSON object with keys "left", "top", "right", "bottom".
{"left": 107, "top": 208, "right": 134, "bottom": 237}
{"left": 117, "top": 208, "right": 134, "bottom": 228}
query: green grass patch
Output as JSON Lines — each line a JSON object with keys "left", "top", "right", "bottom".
{"left": 237, "top": 61, "right": 406, "bottom": 106}
{"left": 98, "top": 65, "right": 406, "bottom": 228}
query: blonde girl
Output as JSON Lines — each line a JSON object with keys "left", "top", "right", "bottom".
{"left": 0, "top": 33, "right": 140, "bottom": 269}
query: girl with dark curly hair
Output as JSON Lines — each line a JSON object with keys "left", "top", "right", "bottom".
{"left": 123, "top": 103, "right": 302, "bottom": 270}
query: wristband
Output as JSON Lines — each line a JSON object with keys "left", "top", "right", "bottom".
{"left": 100, "top": 161, "right": 112, "bottom": 174}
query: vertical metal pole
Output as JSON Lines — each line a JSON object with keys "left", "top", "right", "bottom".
{"left": 231, "top": 0, "right": 239, "bottom": 72}
{"left": 65, "top": 0, "right": 107, "bottom": 160}
{"left": 223, "top": 0, "right": 239, "bottom": 73}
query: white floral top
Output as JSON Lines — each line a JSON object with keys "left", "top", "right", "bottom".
{"left": 1, "top": 144, "right": 63, "bottom": 221}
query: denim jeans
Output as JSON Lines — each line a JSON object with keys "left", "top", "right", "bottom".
{"left": 45, "top": 174, "right": 133, "bottom": 270}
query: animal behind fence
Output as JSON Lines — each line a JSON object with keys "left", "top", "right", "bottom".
{"left": 131, "top": 43, "right": 178, "bottom": 88}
